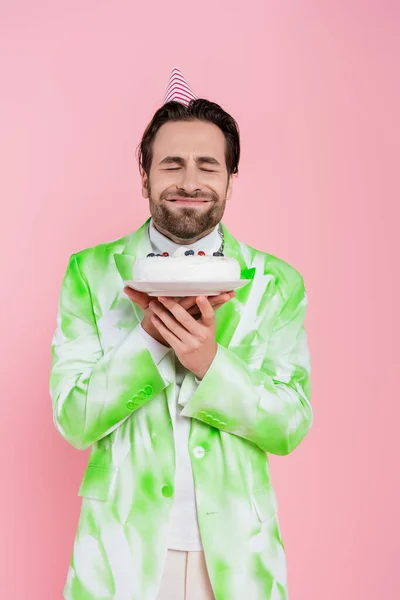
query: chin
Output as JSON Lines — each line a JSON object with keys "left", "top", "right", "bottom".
{"left": 167, "top": 225, "right": 202, "bottom": 240}
{"left": 150, "top": 202, "right": 223, "bottom": 241}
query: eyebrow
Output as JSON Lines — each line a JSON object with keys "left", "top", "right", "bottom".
{"left": 159, "top": 155, "right": 221, "bottom": 167}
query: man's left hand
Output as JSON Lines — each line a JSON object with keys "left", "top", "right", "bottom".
{"left": 149, "top": 296, "right": 218, "bottom": 380}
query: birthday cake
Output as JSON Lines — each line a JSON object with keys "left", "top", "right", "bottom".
{"left": 133, "top": 247, "right": 240, "bottom": 283}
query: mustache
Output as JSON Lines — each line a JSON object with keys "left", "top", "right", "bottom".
{"left": 162, "top": 190, "right": 217, "bottom": 201}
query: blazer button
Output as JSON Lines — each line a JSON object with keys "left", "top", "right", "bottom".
{"left": 161, "top": 485, "right": 173, "bottom": 498}
{"left": 144, "top": 385, "right": 153, "bottom": 396}
{"left": 127, "top": 395, "right": 140, "bottom": 410}
{"left": 193, "top": 446, "right": 205, "bottom": 459}
{"left": 138, "top": 390, "right": 146, "bottom": 400}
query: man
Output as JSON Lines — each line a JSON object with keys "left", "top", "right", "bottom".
{"left": 50, "top": 67, "right": 312, "bottom": 600}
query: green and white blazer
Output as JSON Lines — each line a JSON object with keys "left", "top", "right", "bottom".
{"left": 50, "top": 217, "right": 312, "bottom": 600}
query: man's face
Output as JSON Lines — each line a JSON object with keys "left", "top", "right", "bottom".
{"left": 141, "top": 120, "right": 233, "bottom": 242}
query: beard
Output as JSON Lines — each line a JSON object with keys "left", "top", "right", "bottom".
{"left": 148, "top": 182, "right": 227, "bottom": 240}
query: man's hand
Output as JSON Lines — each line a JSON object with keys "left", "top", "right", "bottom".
{"left": 148, "top": 296, "right": 219, "bottom": 380}
{"left": 123, "top": 288, "right": 235, "bottom": 348}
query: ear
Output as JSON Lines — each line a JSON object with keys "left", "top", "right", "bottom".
{"left": 141, "top": 170, "right": 149, "bottom": 199}
{"left": 226, "top": 174, "right": 234, "bottom": 201}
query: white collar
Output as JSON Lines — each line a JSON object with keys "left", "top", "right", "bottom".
{"left": 148, "top": 218, "right": 221, "bottom": 255}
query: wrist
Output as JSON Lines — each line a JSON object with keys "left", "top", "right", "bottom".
{"left": 194, "top": 344, "right": 218, "bottom": 380}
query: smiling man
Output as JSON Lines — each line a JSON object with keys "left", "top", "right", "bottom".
{"left": 50, "top": 68, "right": 313, "bottom": 600}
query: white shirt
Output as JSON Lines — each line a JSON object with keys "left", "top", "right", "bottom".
{"left": 138, "top": 218, "right": 222, "bottom": 550}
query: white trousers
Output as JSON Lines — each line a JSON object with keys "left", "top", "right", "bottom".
{"left": 156, "top": 550, "right": 215, "bottom": 600}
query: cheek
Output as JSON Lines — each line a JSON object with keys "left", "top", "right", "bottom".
{"left": 148, "top": 178, "right": 172, "bottom": 200}
{"left": 214, "top": 181, "right": 229, "bottom": 199}
{"left": 208, "top": 173, "right": 228, "bottom": 194}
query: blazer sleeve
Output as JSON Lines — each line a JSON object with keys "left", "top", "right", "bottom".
{"left": 137, "top": 322, "right": 172, "bottom": 364}
{"left": 49, "top": 253, "right": 170, "bottom": 450}
{"left": 180, "top": 274, "right": 313, "bottom": 455}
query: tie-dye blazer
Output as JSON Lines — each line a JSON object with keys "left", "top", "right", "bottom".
{"left": 50, "top": 217, "right": 312, "bottom": 600}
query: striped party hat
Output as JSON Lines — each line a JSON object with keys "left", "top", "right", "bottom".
{"left": 163, "top": 66, "right": 198, "bottom": 106}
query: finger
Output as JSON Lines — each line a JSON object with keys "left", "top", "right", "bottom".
{"left": 172, "top": 292, "right": 233, "bottom": 310}
{"left": 188, "top": 296, "right": 228, "bottom": 316}
{"left": 123, "top": 287, "right": 150, "bottom": 309}
{"left": 157, "top": 296, "right": 205, "bottom": 337}
{"left": 176, "top": 296, "right": 198, "bottom": 310}
{"left": 149, "top": 300, "right": 194, "bottom": 344}
{"left": 150, "top": 315, "right": 185, "bottom": 352}
{"left": 189, "top": 305, "right": 226, "bottom": 319}
{"left": 196, "top": 296, "right": 215, "bottom": 327}
{"left": 208, "top": 292, "right": 232, "bottom": 307}
{"left": 179, "top": 292, "right": 231, "bottom": 313}
{"left": 187, "top": 299, "right": 226, "bottom": 317}
{"left": 209, "top": 301, "right": 226, "bottom": 311}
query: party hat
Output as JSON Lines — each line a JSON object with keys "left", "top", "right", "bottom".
{"left": 163, "top": 66, "right": 198, "bottom": 106}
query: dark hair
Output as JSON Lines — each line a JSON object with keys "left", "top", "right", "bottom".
{"left": 136, "top": 99, "right": 240, "bottom": 177}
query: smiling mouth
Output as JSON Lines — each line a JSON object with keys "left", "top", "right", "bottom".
{"left": 167, "top": 198, "right": 210, "bottom": 203}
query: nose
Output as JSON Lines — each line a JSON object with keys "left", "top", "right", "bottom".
{"left": 177, "top": 163, "right": 202, "bottom": 194}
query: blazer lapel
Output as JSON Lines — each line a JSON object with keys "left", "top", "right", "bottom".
{"left": 214, "top": 221, "right": 255, "bottom": 347}
{"left": 113, "top": 218, "right": 153, "bottom": 322}
{"left": 113, "top": 217, "right": 153, "bottom": 277}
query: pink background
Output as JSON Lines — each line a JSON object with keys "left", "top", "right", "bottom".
{"left": 1, "top": 1, "right": 399, "bottom": 598}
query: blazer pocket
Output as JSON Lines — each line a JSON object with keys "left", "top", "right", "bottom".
{"left": 251, "top": 486, "right": 279, "bottom": 522}
{"left": 78, "top": 464, "right": 116, "bottom": 502}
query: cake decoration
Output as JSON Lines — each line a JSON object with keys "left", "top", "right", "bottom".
{"left": 146, "top": 249, "right": 225, "bottom": 259}
{"left": 134, "top": 244, "right": 240, "bottom": 283}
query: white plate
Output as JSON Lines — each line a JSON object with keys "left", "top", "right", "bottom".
{"left": 123, "top": 279, "right": 252, "bottom": 297}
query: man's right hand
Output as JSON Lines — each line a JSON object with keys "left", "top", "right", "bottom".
{"left": 123, "top": 287, "right": 235, "bottom": 347}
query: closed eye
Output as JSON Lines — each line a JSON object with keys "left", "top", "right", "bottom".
{"left": 164, "top": 168, "right": 216, "bottom": 173}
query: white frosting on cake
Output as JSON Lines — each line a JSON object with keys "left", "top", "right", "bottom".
{"left": 133, "top": 247, "right": 240, "bottom": 282}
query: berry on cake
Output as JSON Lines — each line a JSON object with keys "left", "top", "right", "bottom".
{"left": 133, "top": 246, "right": 240, "bottom": 283}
